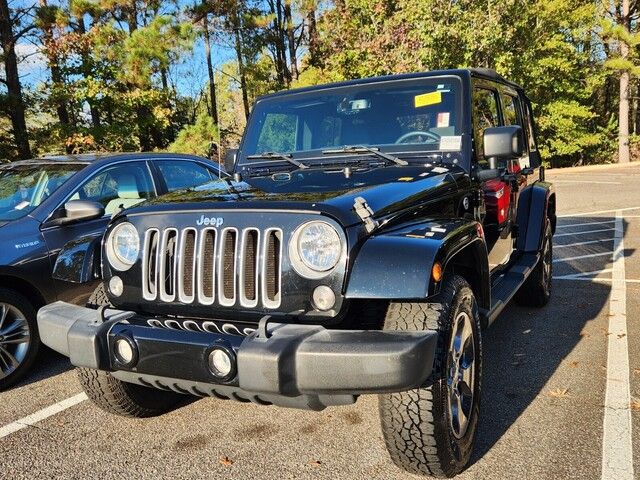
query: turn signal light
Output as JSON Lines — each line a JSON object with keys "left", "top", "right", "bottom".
{"left": 432, "top": 262, "right": 443, "bottom": 282}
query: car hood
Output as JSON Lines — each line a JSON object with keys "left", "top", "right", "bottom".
{"left": 125, "top": 164, "right": 465, "bottom": 227}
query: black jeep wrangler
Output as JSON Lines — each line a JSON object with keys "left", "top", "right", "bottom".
{"left": 38, "top": 68, "right": 555, "bottom": 478}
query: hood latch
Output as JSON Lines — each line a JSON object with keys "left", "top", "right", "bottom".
{"left": 353, "top": 196, "right": 379, "bottom": 233}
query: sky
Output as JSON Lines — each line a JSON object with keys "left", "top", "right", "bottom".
{"left": 8, "top": 0, "right": 239, "bottom": 97}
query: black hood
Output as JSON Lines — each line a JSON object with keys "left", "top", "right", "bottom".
{"left": 125, "top": 164, "right": 465, "bottom": 226}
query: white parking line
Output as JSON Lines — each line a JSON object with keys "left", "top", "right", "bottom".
{"left": 553, "top": 251, "right": 612, "bottom": 263}
{"left": 553, "top": 180, "right": 621, "bottom": 185}
{"left": 559, "top": 206, "right": 640, "bottom": 218}
{"left": 601, "top": 210, "right": 634, "bottom": 480}
{"left": 555, "top": 239, "right": 613, "bottom": 249}
{"left": 0, "top": 393, "right": 87, "bottom": 440}
{"left": 557, "top": 220, "right": 615, "bottom": 229}
{"left": 554, "top": 228, "right": 615, "bottom": 238}
{"left": 555, "top": 278, "right": 640, "bottom": 284}
{"left": 555, "top": 269, "right": 613, "bottom": 280}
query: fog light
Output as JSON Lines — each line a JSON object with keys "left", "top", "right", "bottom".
{"left": 312, "top": 285, "right": 336, "bottom": 311}
{"left": 113, "top": 336, "right": 137, "bottom": 367}
{"left": 109, "top": 276, "right": 124, "bottom": 297}
{"left": 207, "top": 346, "right": 236, "bottom": 381}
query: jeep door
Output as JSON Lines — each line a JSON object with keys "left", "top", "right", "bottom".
{"left": 41, "top": 160, "right": 157, "bottom": 304}
{"left": 472, "top": 82, "right": 530, "bottom": 272}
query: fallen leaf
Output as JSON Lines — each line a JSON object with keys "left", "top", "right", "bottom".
{"left": 219, "top": 457, "right": 234, "bottom": 467}
{"left": 569, "top": 361, "right": 579, "bottom": 368}
{"left": 309, "top": 460, "right": 322, "bottom": 466}
{"left": 618, "top": 333, "right": 627, "bottom": 339}
{"left": 580, "top": 332, "right": 591, "bottom": 338}
{"left": 631, "top": 400, "right": 640, "bottom": 411}
{"left": 601, "top": 328, "right": 611, "bottom": 336}
{"left": 548, "top": 388, "right": 570, "bottom": 398}
{"left": 633, "top": 369, "right": 640, "bottom": 376}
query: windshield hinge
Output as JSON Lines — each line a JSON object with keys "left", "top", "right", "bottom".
{"left": 353, "top": 197, "right": 379, "bottom": 233}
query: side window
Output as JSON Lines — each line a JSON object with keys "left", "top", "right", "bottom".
{"left": 70, "top": 162, "right": 154, "bottom": 215}
{"left": 256, "top": 113, "right": 298, "bottom": 153}
{"left": 502, "top": 94, "right": 521, "bottom": 127}
{"left": 156, "top": 160, "right": 217, "bottom": 192}
{"left": 473, "top": 88, "right": 500, "bottom": 165}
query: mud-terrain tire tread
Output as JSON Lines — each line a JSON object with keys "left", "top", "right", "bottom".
{"left": 86, "top": 283, "right": 110, "bottom": 310}
{"left": 515, "top": 220, "right": 552, "bottom": 307}
{"left": 77, "top": 284, "right": 182, "bottom": 418}
{"left": 76, "top": 366, "right": 182, "bottom": 418}
{"left": 0, "top": 288, "right": 40, "bottom": 391}
{"left": 379, "top": 275, "right": 482, "bottom": 478}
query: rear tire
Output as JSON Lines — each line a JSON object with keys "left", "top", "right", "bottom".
{"left": 515, "top": 220, "right": 552, "bottom": 307}
{"left": 0, "top": 288, "right": 39, "bottom": 391}
{"left": 78, "top": 283, "right": 183, "bottom": 418}
{"left": 379, "top": 275, "right": 482, "bottom": 478}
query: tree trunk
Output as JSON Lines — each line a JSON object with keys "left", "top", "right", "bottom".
{"left": 0, "top": 0, "right": 31, "bottom": 159}
{"left": 39, "top": 0, "right": 70, "bottom": 127}
{"left": 234, "top": 26, "right": 250, "bottom": 120}
{"left": 306, "top": 7, "right": 320, "bottom": 67}
{"left": 203, "top": 14, "right": 218, "bottom": 125}
{"left": 284, "top": 2, "right": 298, "bottom": 81}
{"left": 76, "top": 15, "right": 101, "bottom": 128}
{"left": 618, "top": 0, "right": 631, "bottom": 163}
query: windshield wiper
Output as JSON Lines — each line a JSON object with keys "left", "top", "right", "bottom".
{"left": 246, "top": 151, "right": 308, "bottom": 169}
{"left": 322, "top": 145, "right": 408, "bottom": 166}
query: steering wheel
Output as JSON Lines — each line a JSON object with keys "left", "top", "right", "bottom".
{"left": 395, "top": 130, "right": 441, "bottom": 144}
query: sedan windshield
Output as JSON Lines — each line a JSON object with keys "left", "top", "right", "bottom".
{"left": 0, "top": 163, "right": 84, "bottom": 221}
{"left": 241, "top": 76, "right": 463, "bottom": 164}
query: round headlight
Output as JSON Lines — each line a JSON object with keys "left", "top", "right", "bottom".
{"left": 290, "top": 221, "right": 342, "bottom": 278}
{"left": 106, "top": 222, "right": 139, "bottom": 271}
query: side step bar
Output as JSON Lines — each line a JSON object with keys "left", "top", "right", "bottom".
{"left": 481, "top": 253, "right": 540, "bottom": 326}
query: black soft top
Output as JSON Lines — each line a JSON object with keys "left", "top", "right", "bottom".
{"left": 256, "top": 68, "right": 523, "bottom": 102}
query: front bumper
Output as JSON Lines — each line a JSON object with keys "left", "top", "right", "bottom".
{"left": 37, "top": 302, "right": 438, "bottom": 410}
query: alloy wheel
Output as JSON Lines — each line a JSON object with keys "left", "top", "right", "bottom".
{"left": 0, "top": 303, "right": 31, "bottom": 379}
{"left": 446, "top": 310, "right": 475, "bottom": 439}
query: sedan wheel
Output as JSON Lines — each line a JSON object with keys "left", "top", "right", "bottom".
{"left": 0, "top": 303, "right": 31, "bottom": 379}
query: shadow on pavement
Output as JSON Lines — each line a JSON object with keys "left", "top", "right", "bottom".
{"left": 13, "top": 347, "right": 72, "bottom": 390}
{"left": 471, "top": 215, "right": 623, "bottom": 462}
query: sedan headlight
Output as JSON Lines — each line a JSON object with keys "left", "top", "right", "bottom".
{"left": 290, "top": 221, "right": 342, "bottom": 278}
{"left": 106, "top": 222, "right": 139, "bottom": 271}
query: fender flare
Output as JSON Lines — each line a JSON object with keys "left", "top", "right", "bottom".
{"left": 516, "top": 181, "right": 556, "bottom": 253}
{"left": 52, "top": 233, "right": 103, "bottom": 284}
{"left": 345, "top": 220, "right": 489, "bottom": 309}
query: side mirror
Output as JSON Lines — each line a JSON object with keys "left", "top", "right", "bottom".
{"left": 483, "top": 125, "right": 525, "bottom": 159}
{"left": 50, "top": 200, "right": 105, "bottom": 226}
{"left": 224, "top": 149, "right": 238, "bottom": 173}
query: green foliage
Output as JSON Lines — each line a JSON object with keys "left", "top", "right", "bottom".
{"left": 168, "top": 112, "right": 220, "bottom": 158}
{"left": 0, "top": 0, "right": 637, "bottom": 167}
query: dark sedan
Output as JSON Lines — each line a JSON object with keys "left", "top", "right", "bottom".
{"left": 0, "top": 152, "right": 225, "bottom": 389}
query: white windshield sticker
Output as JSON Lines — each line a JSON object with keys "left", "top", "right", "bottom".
{"left": 439, "top": 136, "right": 462, "bottom": 151}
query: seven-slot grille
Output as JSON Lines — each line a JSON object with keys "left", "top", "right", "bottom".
{"left": 141, "top": 227, "right": 282, "bottom": 309}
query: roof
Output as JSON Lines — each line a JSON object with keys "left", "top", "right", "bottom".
{"left": 257, "top": 68, "right": 523, "bottom": 101}
{"left": 0, "top": 152, "right": 210, "bottom": 167}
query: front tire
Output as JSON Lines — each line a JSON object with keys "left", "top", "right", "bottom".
{"left": 379, "top": 275, "right": 482, "bottom": 478}
{"left": 78, "top": 284, "right": 183, "bottom": 418}
{"left": 0, "top": 288, "right": 39, "bottom": 391}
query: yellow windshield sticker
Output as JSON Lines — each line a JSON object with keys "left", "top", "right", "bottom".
{"left": 414, "top": 91, "right": 442, "bottom": 108}
{"left": 398, "top": 177, "right": 414, "bottom": 182}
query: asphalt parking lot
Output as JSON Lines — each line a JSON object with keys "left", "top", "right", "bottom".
{"left": 1, "top": 163, "right": 639, "bottom": 480}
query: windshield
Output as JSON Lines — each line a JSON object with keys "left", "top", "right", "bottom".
{"left": 0, "top": 163, "right": 84, "bottom": 221}
{"left": 241, "top": 76, "right": 463, "bottom": 164}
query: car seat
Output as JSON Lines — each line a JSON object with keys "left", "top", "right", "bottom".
{"left": 105, "top": 173, "right": 144, "bottom": 215}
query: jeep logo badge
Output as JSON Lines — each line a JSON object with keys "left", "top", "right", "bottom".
{"left": 196, "top": 215, "right": 224, "bottom": 227}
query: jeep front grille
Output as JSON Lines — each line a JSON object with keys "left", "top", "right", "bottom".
{"left": 142, "top": 227, "right": 283, "bottom": 308}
